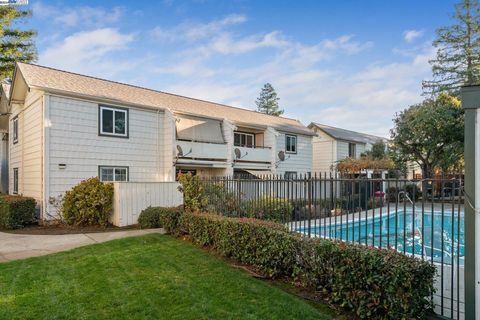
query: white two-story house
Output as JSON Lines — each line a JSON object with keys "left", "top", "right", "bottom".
{"left": 308, "top": 122, "right": 387, "bottom": 173}
{"left": 1, "top": 63, "right": 313, "bottom": 221}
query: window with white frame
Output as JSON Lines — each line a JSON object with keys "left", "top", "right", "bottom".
{"left": 99, "top": 166, "right": 128, "bottom": 182}
{"left": 285, "top": 134, "right": 297, "bottom": 153}
{"left": 234, "top": 132, "right": 254, "bottom": 148}
{"left": 13, "top": 168, "right": 18, "bottom": 194}
{"left": 12, "top": 116, "right": 18, "bottom": 144}
{"left": 99, "top": 105, "right": 128, "bottom": 137}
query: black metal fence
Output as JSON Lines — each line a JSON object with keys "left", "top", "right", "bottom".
{"left": 197, "top": 173, "right": 465, "bottom": 319}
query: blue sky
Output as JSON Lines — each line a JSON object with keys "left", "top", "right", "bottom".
{"left": 23, "top": 0, "right": 457, "bottom": 136}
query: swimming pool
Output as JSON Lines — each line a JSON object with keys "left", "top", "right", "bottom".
{"left": 296, "top": 210, "right": 464, "bottom": 265}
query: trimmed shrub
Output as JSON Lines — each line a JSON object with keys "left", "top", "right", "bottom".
{"left": 163, "top": 210, "right": 436, "bottom": 318}
{"left": 138, "top": 206, "right": 184, "bottom": 230}
{"left": 62, "top": 177, "right": 114, "bottom": 226}
{"left": 295, "top": 239, "right": 436, "bottom": 319}
{"left": 240, "top": 197, "right": 293, "bottom": 222}
{"left": 138, "top": 207, "right": 163, "bottom": 228}
{"left": 0, "top": 195, "right": 36, "bottom": 229}
{"left": 178, "top": 212, "right": 296, "bottom": 277}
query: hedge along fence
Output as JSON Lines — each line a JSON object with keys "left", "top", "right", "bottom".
{"left": 0, "top": 195, "right": 36, "bottom": 229}
{"left": 142, "top": 208, "right": 436, "bottom": 319}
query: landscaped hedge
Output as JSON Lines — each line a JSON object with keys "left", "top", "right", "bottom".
{"left": 62, "top": 177, "right": 114, "bottom": 226}
{"left": 138, "top": 206, "right": 183, "bottom": 229}
{"left": 0, "top": 195, "right": 36, "bottom": 229}
{"left": 153, "top": 208, "right": 436, "bottom": 319}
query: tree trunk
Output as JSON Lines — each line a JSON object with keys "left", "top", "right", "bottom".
{"left": 422, "top": 162, "right": 434, "bottom": 179}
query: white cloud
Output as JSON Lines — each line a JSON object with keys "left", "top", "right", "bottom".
{"left": 403, "top": 29, "right": 424, "bottom": 43}
{"left": 209, "top": 31, "right": 288, "bottom": 54}
{"left": 151, "top": 14, "right": 247, "bottom": 41}
{"left": 33, "top": 2, "right": 124, "bottom": 28}
{"left": 39, "top": 28, "right": 135, "bottom": 77}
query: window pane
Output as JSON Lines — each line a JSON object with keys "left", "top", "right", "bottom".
{"left": 246, "top": 135, "right": 253, "bottom": 147}
{"left": 102, "top": 109, "right": 114, "bottom": 133}
{"left": 292, "top": 137, "right": 296, "bottom": 152}
{"left": 234, "top": 133, "right": 241, "bottom": 146}
{"left": 115, "top": 168, "right": 127, "bottom": 181}
{"left": 100, "top": 168, "right": 114, "bottom": 181}
{"left": 114, "top": 111, "right": 126, "bottom": 135}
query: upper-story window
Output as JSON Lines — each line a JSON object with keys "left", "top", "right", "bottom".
{"left": 234, "top": 132, "right": 254, "bottom": 148}
{"left": 285, "top": 134, "right": 297, "bottom": 153}
{"left": 12, "top": 116, "right": 18, "bottom": 144}
{"left": 99, "top": 105, "right": 128, "bottom": 137}
{"left": 348, "top": 143, "right": 356, "bottom": 158}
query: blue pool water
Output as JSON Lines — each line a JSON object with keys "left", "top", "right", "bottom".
{"left": 296, "top": 210, "right": 464, "bottom": 265}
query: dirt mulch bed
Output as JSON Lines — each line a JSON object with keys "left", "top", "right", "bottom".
{"left": 1, "top": 223, "right": 140, "bottom": 235}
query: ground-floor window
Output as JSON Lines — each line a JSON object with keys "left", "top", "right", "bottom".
{"left": 13, "top": 168, "right": 18, "bottom": 194}
{"left": 284, "top": 171, "right": 297, "bottom": 179}
{"left": 99, "top": 166, "right": 128, "bottom": 182}
{"left": 176, "top": 168, "right": 197, "bottom": 180}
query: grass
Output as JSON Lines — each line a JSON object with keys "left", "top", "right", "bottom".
{"left": 0, "top": 234, "right": 334, "bottom": 320}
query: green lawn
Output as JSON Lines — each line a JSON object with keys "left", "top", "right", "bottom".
{"left": 0, "top": 234, "right": 333, "bottom": 320}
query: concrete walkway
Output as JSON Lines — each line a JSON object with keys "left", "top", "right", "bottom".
{"left": 0, "top": 228, "right": 164, "bottom": 263}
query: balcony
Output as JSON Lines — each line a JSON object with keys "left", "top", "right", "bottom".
{"left": 233, "top": 146, "right": 272, "bottom": 169}
{"left": 176, "top": 140, "right": 228, "bottom": 160}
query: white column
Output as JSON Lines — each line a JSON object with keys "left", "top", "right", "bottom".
{"left": 461, "top": 85, "right": 480, "bottom": 320}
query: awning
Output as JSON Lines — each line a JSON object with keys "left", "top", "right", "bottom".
{"left": 245, "top": 170, "right": 272, "bottom": 178}
{"left": 176, "top": 114, "right": 224, "bottom": 144}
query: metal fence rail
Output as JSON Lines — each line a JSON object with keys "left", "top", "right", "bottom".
{"left": 197, "top": 173, "right": 465, "bottom": 319}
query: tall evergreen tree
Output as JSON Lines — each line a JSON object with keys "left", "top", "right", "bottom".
{"left": 255, "top": 83, "right": 283, "bottom": 116}
{"left": 0, "top": 6, "right": 36, "bottom": 80}
{"left": 423, "top": 0, "right": 480, "bottom": 94}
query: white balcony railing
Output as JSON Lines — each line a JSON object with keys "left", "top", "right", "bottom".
{"left": 176, "top": 140, "right": 227, "bottom": 160}
{"left": 234, "top": 146, "right": 271, "bottom": 163}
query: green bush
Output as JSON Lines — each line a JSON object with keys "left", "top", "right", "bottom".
{"left": 240, "top": 197, "right": 293, "bottom": 222}
{"left": 178, "top": 212, "right": 296, "bottom": 277}
{"left": 62, "top": 177, "right": 114, "bottom": 226}
{"left": 295, "top": 239, "right": 436, "bottom": 319}
{"left": 163, "top": 210, "right": 436, "bottom": 318}
{"left": 405, "top": 183, "right": 420, "bottom": 201}
{"left": 0, "top": 195, "right": 36, "bottom": 229}
{"left": 138, "top": 207, "right": 163, "bottom": 228}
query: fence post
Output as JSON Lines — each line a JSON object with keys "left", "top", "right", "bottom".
{"left": 461, "top": 85, "right": 480, "bottom": 320}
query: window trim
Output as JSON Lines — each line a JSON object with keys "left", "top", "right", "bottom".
{"left": 98, "top": 105, "right": 129, "bottom": 138}
{"left": 98, "top": 166, "right": 129, "bottom": 182}
{"left": 13, "top": 168, "right": 18, "bottom": 194}
{"left": 234, "top": 131, "right": 255, "bottom": 148}
{"left": 285, "top": 134, "right": 297, "bottom": 154}
{"left": 12, "top": 116, "right": 18, "bottom": 144}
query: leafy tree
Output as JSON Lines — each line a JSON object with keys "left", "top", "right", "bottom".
{"left": 362, "top": 141, "right": 387, "bottom": 159}
{"left": 390, "top": 94, "right": 464, "bottom": 178}
{"left": 423, "top": 0, "right": 480, "bottom": 94}
{"left": 255, "top": 83, "right": 283, "bottom": 116}
{"left": 0, "top": 6, "right": 36, "bottom": 80}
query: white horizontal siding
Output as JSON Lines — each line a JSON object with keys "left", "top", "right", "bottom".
{"left": 45, "top": 95, "right": 169, "bottom": 219}
{"left": 9, "top": 89, "right": 43, "bottom": 202}
{"left": 275, "top": 132, "right": 312, "bottom": 176}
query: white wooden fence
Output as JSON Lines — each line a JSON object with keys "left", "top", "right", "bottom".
{"left": 111, "top": 182, "right": 183, "bottom": 227}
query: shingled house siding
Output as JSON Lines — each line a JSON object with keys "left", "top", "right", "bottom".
{"left": 9, "top": 89, "right": 44, "bottom": 203}
{"left": 275, "top": 132, "right": 312, "bottom": 176}
{"left": 43, "top": 95, "right": 168, "bottom": 218}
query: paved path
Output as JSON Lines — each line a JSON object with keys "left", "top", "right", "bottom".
{"left": 0, "top": 228, "right": 164, "bottom": 263}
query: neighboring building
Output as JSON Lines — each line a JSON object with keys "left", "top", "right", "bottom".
{"left": 308, "top": 122, "right": 388, "bottom": 173}
{"left": 3, "top": 62, "right": 313, "bottom": 221}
